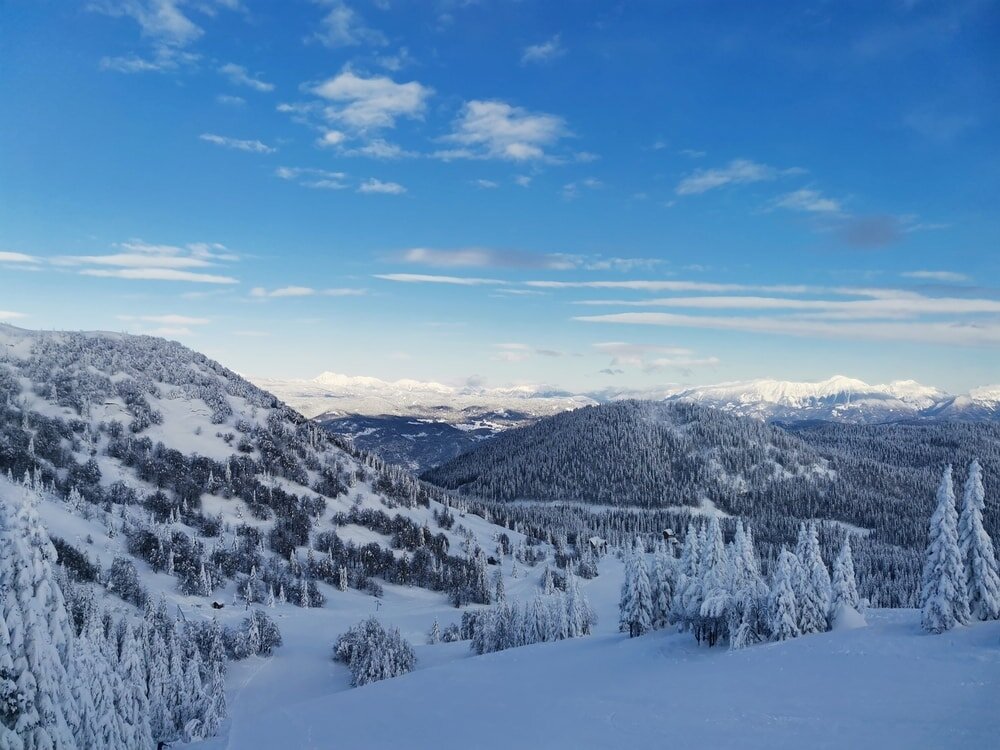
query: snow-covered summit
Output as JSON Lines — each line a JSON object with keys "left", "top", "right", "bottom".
{"left": 665, "top": 375, "right": 987, "bottom": 423}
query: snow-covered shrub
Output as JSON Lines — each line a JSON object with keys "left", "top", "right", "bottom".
{"left": 334, "top": 617, "right": 416, "bottom": 687}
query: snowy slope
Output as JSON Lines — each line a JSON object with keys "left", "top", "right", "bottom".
{"left": 198, "top": 603, "right": 1000, "bottom": 750}
{"left": 0, "top": 321, "right": 540, "bottom": 635}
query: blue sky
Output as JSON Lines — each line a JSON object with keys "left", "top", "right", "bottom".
{"left": 1, "top": 0, "right": 998, "bottom": 393}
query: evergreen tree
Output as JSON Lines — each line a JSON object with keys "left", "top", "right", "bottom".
{"left": 769, "top": 550, "right": 801, "bottom": 642}
{"left": 0, "top": 486, "right": 78, "bottom": 749}
{"left": 650, "top": 542, "right": 673, "bottom": 629}
{"left": 920, "top": 466, "right": 971, "bottom": 633}
{"left": 697, "top": 517, "right": 731, "bottom": 646}
{"left": 801, "top": 522, "right": 832, "bottom": 632}
{"left": 620, "top": 538, "right": 653, "bottom": 637}
{"left": 116, "top": 623, "right": 153, "bottom": 750}
{"left": 831, "top": 537, "right": 861, "bottom": 613}
{"left": 957, "top": 460, "right": 1000, "bottom": 621}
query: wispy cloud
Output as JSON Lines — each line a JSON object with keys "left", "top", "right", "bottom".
{"left": 358, "top": 178, "right": 406, "bottom": 194}
{"left": 58, "top": 239, "right": 239, "bottom": 284}
{"left": 774, "top": 188, "right": 843, "bottom": 214}
{"left": 676, "top": 158, "right": 800, "bottom": 195}
{"left": 436, "top": 100, "right": 569, "bottom": 162}
{"left": 0, "top": 251, "right": 41, "bottom": 265}
{"left": 397, "top": 247, "right": 575, "bottom": 270}
{"left": 90, "top": 0, "right": 238, "bottom": 73}
{"left": 81, "top": 268, "right": 238, "bottom": 283}
{"left": 575, "top": 293, "right": 1000, "bottom": 318}
{"left": 219, "top": 62, "right": 274, "bottom": 92}
{"left": 521, "top": 35, "right": 565, "bottom": 64}
{"left": 0, "top": 311, "right": 27, "bottom": 321}
{"left": 525, "top": 279, "right": 810, "bottom": 293}
{"left": 250, "top": 286, "right": 367, "bottom": 298}
{"left": 902, "top": 270, "right": 970, "bottom": 283}
{"left": 575, "top": 312, "right": 1000, "bottom": 346}
{"left": 374, "top": 274, "right": 506, "bottom": 286}
{"left": 311, "top": 0, "right": 387, "bottom": 48}
{"left": 200, "top": 133, "right": 276, "bottom": 154}
{"left": 275, "top": 166, "right": 348, "bottom": 190}
{"left": 492, "top": 342, "right": 571, "bottom": 362}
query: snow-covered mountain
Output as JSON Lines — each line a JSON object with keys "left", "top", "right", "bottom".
{"left": 0, "top": 327, "right": 539, "bottom": 649}
{"left": 670, "top": 375, "right": 964, "bottom": 424}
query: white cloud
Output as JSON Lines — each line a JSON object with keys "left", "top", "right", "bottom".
{"left": 0, "top": 251, "right": 41, "bottom": 264}
{"left": 216, "top": 94, "right": 246, "bottom": 106}
{"left": 374, "top": 274, "right": 505, "bottom": 286}
{"left": 575, "top": 312, "right": 1000, "bottom": 346}
{"left": 437, "top": 100, "right": 568, "bottom": 162}
{"left": 676, "top": 158, "right": 796, "bottom": 195}
{"left": 521, "top": 35, "right": 565, "bottom": 64}
{"left": 199, "top": 133, "right": 275, "bottom": 153}
{"left": 399, "top": 247, "right": 575, "bottom": 270}
{"left": 250, "top": 286, "right": 367, "bottom": 298}
{"left": 525, "top": 279, "right": 810, "bottom": 293}
{"left": 219, "top": 63, "right": 274, "bottom": 92}
{"left": 90, "top": 0, "right": 203, "bottom": 47}
{"left": 0, "top": 311, "right": 27, "bottom": 321}
{"left": 318, "top": 130, "right": 347, "bottom": 147}
{"left": 59, "top": 239, "right": 239, "bottom": 284}
{"left": 902, "top": 270, "right": 970, "bottom": 283}
{"left": 344, "top": 139, "right": 414, "bottom": 159}
{"left": 312, "top": 71, "right": 431, "bottom": 131}
{"left": 312, "top": 0, "right": 387, "bottom": 48}
{"left": 91, "top": 1, "right": 238, "bottom": 73}
{"left": 81, "top": 268, "right": 238, "bottom": 283}
{"left": 358, "top": 178, "right": 406, "bottom": 194}
{"left": 775, "top": 188, "right": 843, "bottom": 214}
{"left": 574, "top": 294, "right": 1000, "bottom": 319}
{"left": 514, "top": 175, "right": 532, "bottom": 187}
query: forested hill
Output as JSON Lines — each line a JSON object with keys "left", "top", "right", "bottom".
{"left": 423, "top": 401, "right": 833, "bottom": 509}
{"left": 423, "top": 400, "right": 1000, "bottom": 557}
{"left": 0, "top": 323, "right": 520, "bottom": 611}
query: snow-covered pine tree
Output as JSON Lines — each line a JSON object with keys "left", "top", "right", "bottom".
{"left": 831, "top": 536, "right": 861, "bottom": 614}
{"left": 0, "top": 486, "right": 78, "bottom": 749}
{"left": 729, "top": 520, "right": 770, "bottom": 649}
{"left": 957, "top": 460, "right": 1000, "bottom": 621}
{"left": 116, "top": 622, "right": 153, "bottom": 749}
{"left": 803, "top": 522, "right": 833, "bottom": 631}
{"left": 769, "top": 550, "right": 801, "bottom": 642}
{"left": 427, "top": 620, "right": 441, "bottom": 645}
{"left": 620, "top": 538, "right": 653, "bottom": 637}
{"left": 650, "top": 541, "right": 673, "bottom": 629}
{"left": 671, "top": 523, "right": 700, "bottom": 630}
{"left": 698, "top": 517, "right": 731, "bottom": 646}
{"left": 920, "top": 466, "right": 971, "bottom": 633}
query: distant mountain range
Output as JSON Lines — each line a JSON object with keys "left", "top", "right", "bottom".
{"left": 669, "top": 375, "right": 1000, "bottom": 424}
{"left": 255, "top": 371, "right": 1000, "bottom": 470}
